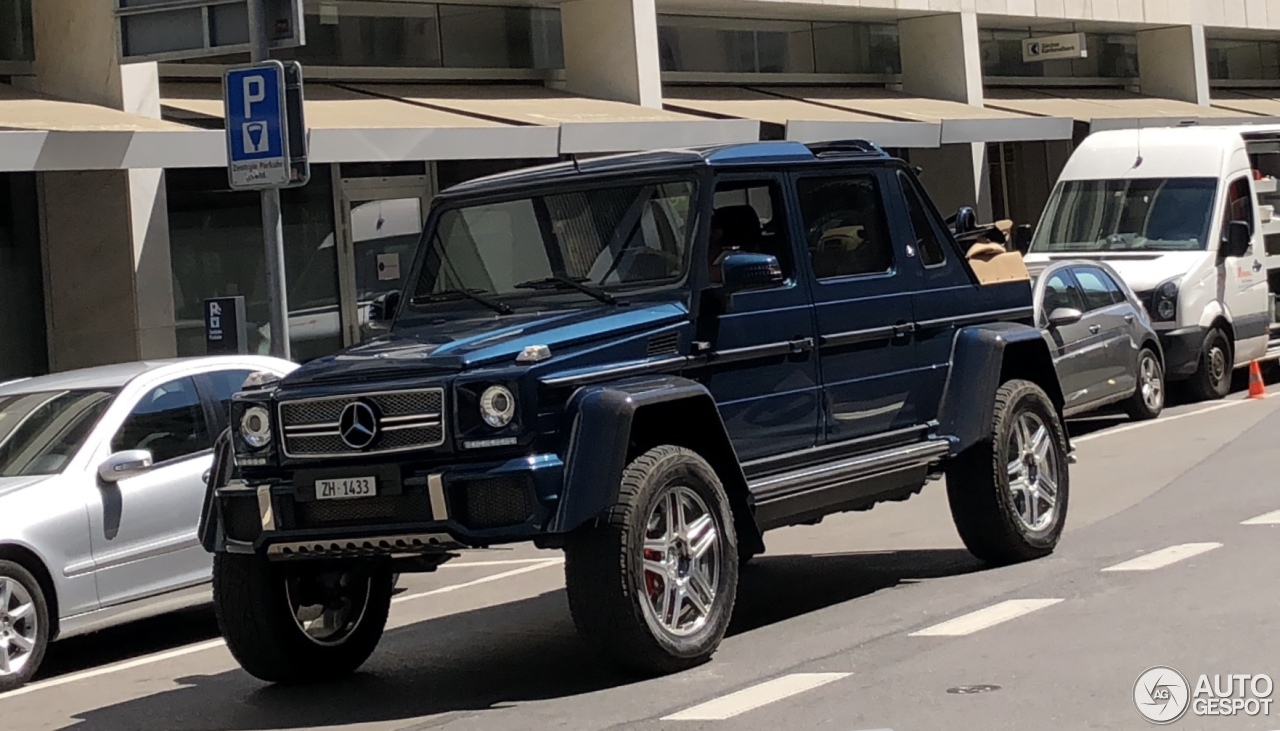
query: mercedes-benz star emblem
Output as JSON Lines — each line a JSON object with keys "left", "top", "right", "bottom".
{"left": 339, "top": 401, "right": 379, "bottom": 450}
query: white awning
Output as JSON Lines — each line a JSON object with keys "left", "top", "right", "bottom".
{"left": 758, "top": 87, "right": 1072, "bottom": 143}
{"left": 161, "top": 82, "right": 757, "bottom": 161}
{"left": 663, "top": 86, "right": 940, "bottom": 148}
{"left": 986, "top": 88, "right": 1274, "bottom": 132}
{"left": 0, "top": 83, "right": 219, "bottom": 171}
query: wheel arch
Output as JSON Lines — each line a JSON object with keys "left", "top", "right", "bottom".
{"left": 548, "top": 375, "right": 764, "bottom": 557}
{"left": 938, "top": 323, "right": 1066, "bottom": 455}
{"left": 0, "top": 543, "right": 59, "bottom": 640}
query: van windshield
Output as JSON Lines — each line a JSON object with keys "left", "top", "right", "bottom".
{"left": 1029, "top": 177, "right": 1218, "bottom": 253}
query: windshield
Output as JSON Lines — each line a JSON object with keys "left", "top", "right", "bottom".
{"left": 1030, "top": 177, "right": 1218, "bottom": 253}
{"left": 0, "top": 389, "right": 117, "bottom": 477}
{"left": 407, "top": 179, "right": 697, "bottom": 311}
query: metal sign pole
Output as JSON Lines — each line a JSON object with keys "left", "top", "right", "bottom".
{"left": 247, "top": 0, "right": 292, "bottom": 361}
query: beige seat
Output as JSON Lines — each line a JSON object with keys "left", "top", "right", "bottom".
{"left": 966, "top": 241, "right": 1030, "bottom": 285}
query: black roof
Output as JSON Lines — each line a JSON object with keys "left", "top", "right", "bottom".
{"left": 436, "top": 140, "right": 895, "bottom": 198}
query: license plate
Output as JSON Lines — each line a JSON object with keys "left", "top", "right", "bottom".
{"left": 316, "top": 476, "right": 377, "bottom": 500}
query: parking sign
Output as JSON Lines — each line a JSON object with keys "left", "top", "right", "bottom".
{"left": 223, "top": 61, "right": 291, "bottom": 189}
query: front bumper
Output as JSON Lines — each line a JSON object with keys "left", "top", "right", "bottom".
{"left": 1157, "top": 326, "right": 1208, "bottom": 380}
{"left": 213, "top": 453, "right": 564, "bottom": 559}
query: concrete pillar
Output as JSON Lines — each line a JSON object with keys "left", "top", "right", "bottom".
{"left": 898, "top": 11, "right": 992, "bottom": 221}
{"left": 1137, "top": 24, "right": 1210, "bottom": 105}
{"left": 559, "top": 0, "right": 662, "bottom": 107}
{"left": 30, "top": 0, "right": 177, "bottom": 371}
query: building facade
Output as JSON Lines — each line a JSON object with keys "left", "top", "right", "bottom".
{"left": 5, "top": 0, "right": 1280, "bottom": 378}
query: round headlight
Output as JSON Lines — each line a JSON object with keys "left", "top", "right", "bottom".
{"left": 479, "top": 385, "right": 516, "bottom": 428}
{"left": 1157, "top": 280, "right": 1179, "bottom": 299}
{"left": 1156, "top": 299, "right": 1176, "bottom": 320}
{"left": 240, "top": 406, "right": 273, "bottom": 449}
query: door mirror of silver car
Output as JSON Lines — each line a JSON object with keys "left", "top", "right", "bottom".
{"left": 1047, "top": 307, "right": 1084, "bottom": 328}
{"left": 98, "top": 450, "right": 154, "bottom": 483}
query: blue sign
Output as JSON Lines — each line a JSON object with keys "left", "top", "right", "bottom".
{"left": 223, "top": 61, "right": 291, "bottom": 189}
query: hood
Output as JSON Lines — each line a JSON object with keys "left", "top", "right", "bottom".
{"left": 1024, "top": 251, "right": 1206, "bottom": 293}
{"left": 281, "top": 301, "right": 689, "bottom": 387}
{"left": 0, "top": 475, "right": 52, "bottom": 501}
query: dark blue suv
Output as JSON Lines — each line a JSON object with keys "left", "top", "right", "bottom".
{"left": 199, "top": 140, "right": 1071, "bottom": 683}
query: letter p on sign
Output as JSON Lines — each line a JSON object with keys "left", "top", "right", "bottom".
{"left": 243, "top": 76, "right": 266, "bottom": 118}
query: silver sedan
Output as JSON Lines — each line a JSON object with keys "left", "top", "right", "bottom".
{"left": 0, "top": 355, "right": 296, "bottom": 691}
{"left": 1029, "top": 259, "right": 1166, "bottom": 421}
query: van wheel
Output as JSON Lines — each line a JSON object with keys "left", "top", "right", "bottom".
{"left": 946, "top": 379, "right": 1070, "bottom": 565}
{"left": 1187, "top": 328, "right": 1232, "bottom": 401}
{"left": 1124, "top": 347, "right": 1165, "bottom": 421}
{"left": 564, "top": 445, "right": 738, "bottom": 676}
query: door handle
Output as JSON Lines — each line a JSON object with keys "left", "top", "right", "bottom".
{"left": 202, "top": 469, "right": 212, "bottom": 485}
{"left": 892, "top": 322, "right": 916, "bottom": 339}
{"left": 1124, "top": 314, "right": 1134, "bottom": 324}
{"left": 788, "top": 337, "right": 814, "bottom": 354}
{"left": 1089, "top": 324, "right": 1101, "bottom": 334}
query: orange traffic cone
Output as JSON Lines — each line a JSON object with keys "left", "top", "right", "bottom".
{"left": 1249, "top": 360, "right": 1268, "bottom": 399}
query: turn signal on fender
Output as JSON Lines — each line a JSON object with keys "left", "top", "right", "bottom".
{"left": 1249, "top": 360, "right": 1268, "bottom": 399}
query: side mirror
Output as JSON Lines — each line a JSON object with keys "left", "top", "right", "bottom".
{"left": 366, "top": 291, "right": 401, "bottom": 330}
{"left": 98, "top": 449, "right": 153, "bottom": 483}
{"left": 1047, "top": 307, "right": 1084, "bottom": 328}
{"left": 1222, "top": 220, "right": 1252, "bottom": 259}
{"left": 720, "top": 252, "right": 784, "bottom": 292}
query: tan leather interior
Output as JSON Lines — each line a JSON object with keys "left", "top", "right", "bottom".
{"left": 966, "top": 239, "right": 1030, "bottom": 285}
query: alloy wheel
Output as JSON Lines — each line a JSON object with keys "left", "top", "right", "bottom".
{"left": 640, "top": 485, "right": 722, "bottom": 638}
{"left": 1006, "top": 412, "right": 1060, "bottom": 533}
{"left": 0, "top": 577, "right": 38, "bottom": 678}
{"left": 285, "top": 571, "right": 373, "bottom": 647}
{"left": 1140, "top": 354, "right": 1164, "bottom": 412}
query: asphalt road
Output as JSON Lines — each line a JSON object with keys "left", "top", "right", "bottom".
{"left": 4, "top": 380, "right": 1280, "bottom": 731}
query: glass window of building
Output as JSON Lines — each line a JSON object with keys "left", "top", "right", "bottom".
{"left": 658, "top": 15, "right": 900, "bottom": 75}
{"left": 0, "top": 173, "right": 46, "bottom": 380}
{"left": 1208, "top": 39, "right": 1280, "bottom": 81}
{"left": 167, "top": 166, "right": 342, "bottom": 363}
{"left": 980, "top": 30, "right": 1137, "bottom": 79}
{"left": 270, "top": 0, "right": 563, "bottom": 69}
{"left": 0, "top": 0, "right": 33, "bottom": 62}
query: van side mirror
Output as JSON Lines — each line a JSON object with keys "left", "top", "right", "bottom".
{"left": 98, "top": 450, "right": 153, "bottom": 483}
{"left": 1047, "top": 307, "right": 1084, "bottom": 328}
{"left": 1222, "top": 221, "right": 1252, "bottom": 259}
{"left": 721, "top": 252, "right": 785, "bottom": 292}
{"left": 367, "top": 291, "right": 401, "bottom": 328}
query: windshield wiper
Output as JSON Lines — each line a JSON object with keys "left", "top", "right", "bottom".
{"left": 514, "top": 275, "right": 618, "bottom": 305}
{"left": 411, "top": 288, "right": 514, "bottom": 315}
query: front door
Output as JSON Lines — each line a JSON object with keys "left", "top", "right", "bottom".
{"left": 1039, "top": 268, "right": 1107, "bottom": 410}
{"left": 1221, "top": 175, "right": 1269, "bottom": 364}
{"left": 88, "top": 376, "right": 215, "bottom": 607}
{"left": 336, "top": 175, "right": 433, "bottom": 346}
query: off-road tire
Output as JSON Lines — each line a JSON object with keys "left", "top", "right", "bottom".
{"left": 0, "top": 560, "right": 49, "bottom": 693}
{"left": 564, "top": 445, "right": 739, "bottom": 676}
{"left": 212, "top": 553, "right": 392, "bottom": 683}
{"left": 945, "top": 379, "right": 1070, "bottom": 565}
{"left": 1124, "top": 347, "right": 1165, "bottom": 421}
{"left": 1187, "top": 328, "right": 1233, "bottom": 402}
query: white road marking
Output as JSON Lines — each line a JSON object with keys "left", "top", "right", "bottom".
{"left": 0, "top": 558, "right": 566, "bottom": 703}
{"left": 0, "top": 638, "right": 228, "bottom": 702}
{"left": 662, "top": 673, "right": 851, "bottom": 721}
{"left": 908, "top": 599, "right": 1063, "bottom": 637}
{"left": 392, "top": 558, "right": 563, "bottom": 604}
{"left": 442, "top": 557, "right": 562, "bottom": 568}
{"left": 1101, "top": 542, "right": 1222, "bottom": 572}
{"left": 1073, "top": 400, "right": 1253, "bottom": 444}
{"left": 1242, "top": 510, "right": 1280, "bottom": 525}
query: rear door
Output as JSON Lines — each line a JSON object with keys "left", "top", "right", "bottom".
{"left": 794, "top": 166, "right": 920, "bottom": 444}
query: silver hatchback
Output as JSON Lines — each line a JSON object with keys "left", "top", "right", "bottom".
{"left": 0, "top": 355, "right": 296, "bottom": 691}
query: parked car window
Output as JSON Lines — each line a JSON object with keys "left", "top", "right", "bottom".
{"left": 797, "top": 174, "right": 894, "bottom": 279}
{"left": 0, "top": 389, "right": 118, "bottom": 477}
{"left": 112, "top": 377, "right": 211, "bottom": 465}
{"left": 710, "top": 179, "right": 793, "bottom": 282}
{"left": 1040, "top": 270, "right": 1084, "bottom": 320}
{"left": 896, "top": 170, "right": 948, "bottom": 266}
{"left": 205, "top": 369, "right": 255, "bottom": 423}
{"left": 1072, "top": 267, "right": 1123, "bottom": 311}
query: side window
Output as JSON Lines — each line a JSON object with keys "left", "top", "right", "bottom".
{"left": 897, "top": 170, "right": 948, "bottom": 267}
{"left": 112, "top": 377, "right": 211, "bottom": 465}
{"left": 709, "top": 180, "right": 792, "bottom": 285}
{"left": 1041, "top": 270, "right": 1084, "bottom": 321}
{"left": 796, "top": 174, "right": 894, "bottom": 279}
{"left": 1072, "top": 267, "right": 1122, "bottom": 311}
{"left": 205, "top": 369, "right": 256, "bottom": 424}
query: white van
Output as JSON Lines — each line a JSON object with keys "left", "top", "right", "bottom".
{"left": 1024, "top": 124, "right": 1280, "bottom": 401}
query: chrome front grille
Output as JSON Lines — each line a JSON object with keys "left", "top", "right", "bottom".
{"left": 278, "top": 388, "right": 446, "bottom": 458}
